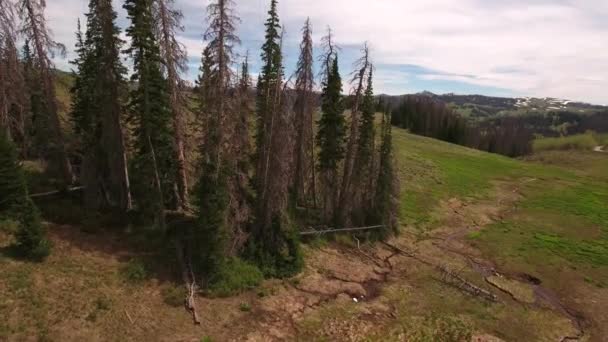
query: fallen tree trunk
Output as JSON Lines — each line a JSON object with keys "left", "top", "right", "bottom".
{"left": 174, "top": 239, "right": 201, "bottom": 325}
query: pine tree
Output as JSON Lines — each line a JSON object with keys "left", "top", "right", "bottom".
{"left": 254, "top": 0, "right": 281, "bottom": 170}
{"left": 70, "top": 0, "right": 132, "bottom": 211}
{"left": 371, "top": 111, "right": 399, "bottom": 238}
{"left": 196, "top": 45, "right": 213, "bottom": 147}
{"left": 124, "top": 0, "right": 175, "bottom": 228}
{"left": 352, "top": 66, "right": 376, "bottom": 221}
{"left": 250, "top": 0, "right": 302, "bottom": 277}
{"left": 0, "top": 131, "right": 49, "bottom": 260}
{"left": 292, "top": 18, "right": 316, "bottom": 207}
{"left": 316, "top": 54, "right": 345, "bottom": 223}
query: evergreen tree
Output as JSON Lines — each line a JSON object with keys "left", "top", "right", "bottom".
{"left": 254, "top": 0, "right": 282, "bottom": 168}
{"left": 371, "top": 111, "right": 399, "bottom": 238}
{"left": 70, "top": 0, "right": 132, "bottom": 211}
{"left": 352, "top": 66, "right": 376, "bottom": 221}
{"left": 316, "top": 55, "right": 345, "bottom": 223}
{"left": 196, "top": 46, "right": 213, "bottom": 147}
{"left": 124, "top": 0, "right": 175, "bottom": 228}
{"left": 0, "top": 131, "right": 49, "bottom": 260}
{"left": 250, "top": 0, "right": 302, "bottom": 277}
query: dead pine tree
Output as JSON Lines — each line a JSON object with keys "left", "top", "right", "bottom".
{"left": 18, "top": 0, "right": 73, "bottom": 185}
{"left": 192, "top": 0, "right": 244, "bottom": 286}
{"left": 292, "top": 18, "right": 316, "bottom": 209}
{"left": 227, "top": 52, "right": 254, "bottom": 253}
{"left": 153, "top": 0, "right": 189, "bottom": 210}
{"left": 0, "top": 0, "right": 20, "bottom": 139}
{"left": 337, "top": 42, "right": 371, "bottom": 225}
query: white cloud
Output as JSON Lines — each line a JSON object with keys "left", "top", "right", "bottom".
{"left": 46, "top": 0, "right": 608, "bottom": 103}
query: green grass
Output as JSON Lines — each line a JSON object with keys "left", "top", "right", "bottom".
{"left": 392, "top": 129, "right": 566, "bottom": 230}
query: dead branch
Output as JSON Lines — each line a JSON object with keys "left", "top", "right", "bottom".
{"left": 174, "top": 239, "right": 201, "bottom": 325}
{"left": 436, "top": 265, "right": 498, "bottom": 302}
{"left": 124, "top": 309, "right": 134, "bottom": 324}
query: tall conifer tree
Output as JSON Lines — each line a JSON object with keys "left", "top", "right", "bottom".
{"left": 251, "top": 0, "right": 302, "bottom": 277}
{"left": 352, "top": 66, "right": 376, "bottom": 220}
{"left": 71, "top": 0, "right": 132, "bottom": 211}
{"left": 124, "top": 0, "right": 175, "bottom": 227}
{"left": 316, "top": 55, "right": 345, "bottom": 223}
{"left": 372, "top": 111, "right": 399, "bottom": 237}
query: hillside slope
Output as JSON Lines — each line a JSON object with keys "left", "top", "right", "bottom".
{"left": 1, "top": 128, "right": 607, "bottom": 341}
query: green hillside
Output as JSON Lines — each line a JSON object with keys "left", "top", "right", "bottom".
{"left": 2, "top": 119, "right": 607, "bottom": 340}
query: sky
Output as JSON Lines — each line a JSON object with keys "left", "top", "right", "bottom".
{"left": 46, "top": 0, "right": 608, "bottom": 104}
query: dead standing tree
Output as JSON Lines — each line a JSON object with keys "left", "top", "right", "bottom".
{"left": 18, "top": 0, "right": 73, "bottom": 185}
{"left": 338, "top": 43, "right": 370, "bottom": 224}
{"left": 0, "top": 0, "right": 19, "bottom": 139}
{"left": 202, "top": 0, "right": 250, "bottom": 253}
{"left": 292, "top": 18, "right": 316, "bottom": 208}
{"left": 153, "top": 0, "right": 189, "bottom": 210}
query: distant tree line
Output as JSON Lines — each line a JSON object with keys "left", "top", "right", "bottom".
{"left": 390, "top": 95, "right": 534, "bottom": 157}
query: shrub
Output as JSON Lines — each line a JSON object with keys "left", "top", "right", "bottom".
{"left": 246, "top": 213, "right": 304, "bottom": 278}
{"left": 208, "top": 258, "right": 263, "bottom": 297}
{"left": 162, "top": 285, "right": 186, "bottom": 307}
{"left": 0, "top": 132, "right": 50, "bottom": 260}
{"left": 121, "top": 259, "right": 148, "bottom": 283}
{"left": 14, "top": 200, "right": 50, "bottom": 260}
{"left": 239, "top": 302, "right": 252, "bottom": 312}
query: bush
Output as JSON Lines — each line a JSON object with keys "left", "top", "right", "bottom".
{"left": 0, "top": 132, "right": 50, "bottom": 260}
{"left": 208, "top": 258, "right": 263, "bottom": 297}
{"left": 121, "top": 259, "right": 148, "bottom": 283}
{"left": 14, "top": 200, "right": 50, "bottom": 260}
{"left": 246, "top": 213, "right": 304, "bottom": 278}
{"left": 162, "top": 285, "right": 186, "bottom": 307}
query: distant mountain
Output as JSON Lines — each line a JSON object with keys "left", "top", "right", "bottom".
{"left": 378, "top": 92, "right": 608, "bottom": 120}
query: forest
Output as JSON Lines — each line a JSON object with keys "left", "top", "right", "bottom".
{"left": 0, "top": 0, "right": 400, "bottom": 309}
{"left": 390, "top": 94, "right": 608, "bottom": 157}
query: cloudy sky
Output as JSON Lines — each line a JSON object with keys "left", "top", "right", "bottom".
{"left": 46, "top": 0, "right": 608, "bottom": 104}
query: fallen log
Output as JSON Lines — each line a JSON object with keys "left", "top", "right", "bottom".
{"left": 174, "top": 239, "right": 201, "bottom": 325}
{"left": 436, "top": 265, "right": 498, "bottom": 302}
